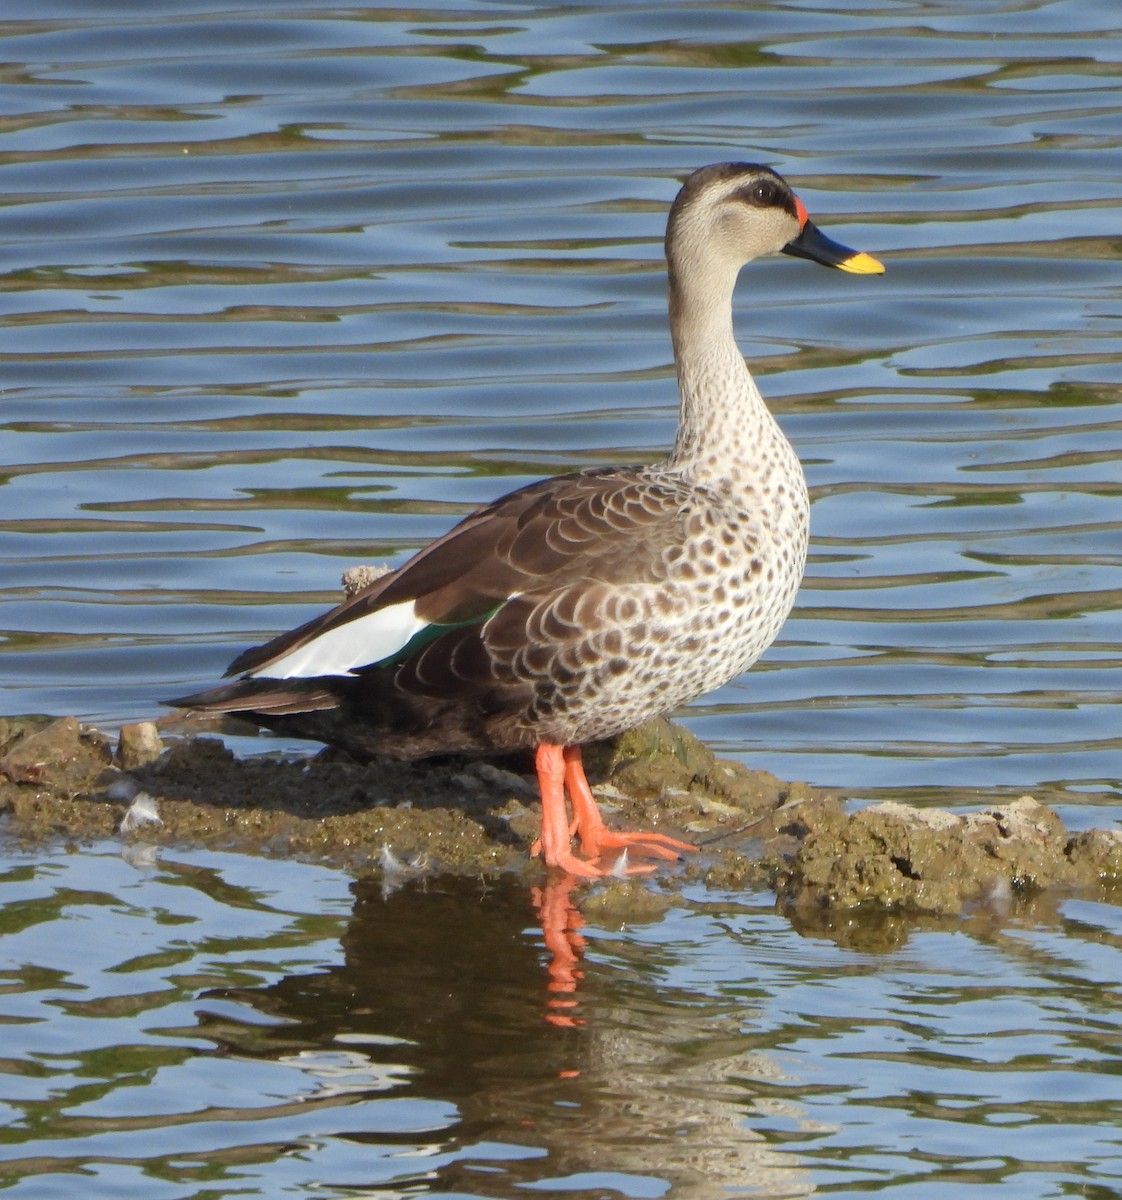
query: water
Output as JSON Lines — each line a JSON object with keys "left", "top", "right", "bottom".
{"left": 1, "top": 2, "right": 1121, "bottom": 1197}
{"left": 3, "top": 846, "right": 1120, "bottom": 1198}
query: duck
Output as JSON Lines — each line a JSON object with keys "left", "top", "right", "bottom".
{"left": 168, "top": 162, "right": 884, "bottom": 878}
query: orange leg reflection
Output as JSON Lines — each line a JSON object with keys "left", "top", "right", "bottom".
{"left": 531, "top": 873, "right": 587, "bottom": 1028}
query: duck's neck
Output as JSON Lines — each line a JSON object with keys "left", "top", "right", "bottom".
{"left": 664, "top": 258, "right": 791, "bottom": 486}
{"left": 660, "top": 256, "right": 809, "bottom": 553}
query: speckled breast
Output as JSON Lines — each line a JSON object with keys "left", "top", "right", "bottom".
{"left": 516, "top": 474, "right": 811, "bottom": 748}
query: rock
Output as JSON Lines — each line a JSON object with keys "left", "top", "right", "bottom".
{"left": 1066, "top": 827, "right": 1122, "bottom": 883}
{"left": 342, "top": 563, "right": 392, "bottom": 596}
{"left": 582, "top": 879, "right": 673, "bottom": 926}
{"left": 3, "top": 715, "right": 85, "bottom": 770}
{"left": 117, "top": 722, "right": 164, "bottom": 770}
{"left": 776, "top": 794, "right": 1120, "bottom": 919}
{"left": 463, "top": 760, "right": 538, "bottom": 800}
{"left": 0, "top": 715, "right": 111, "bottom": 799}
{"left": 585, "top": 716, "right": 825, "bottom": 845}
{"left": 1, "top": 710, "right": 1119, "bottom": 931}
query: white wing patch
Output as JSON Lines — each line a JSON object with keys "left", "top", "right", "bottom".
{"left": 251, "top": 600, "right": 427, "bottom": 679}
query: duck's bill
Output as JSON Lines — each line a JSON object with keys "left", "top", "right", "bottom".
{"left": 782, "top": 220, "right": 885, "bottom": 275}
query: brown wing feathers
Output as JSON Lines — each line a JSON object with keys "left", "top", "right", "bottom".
{"left": 232, "top": 468, "right": 692, "bottom": 676}
{"left": 171, "top": 469, "right": 697, "bottom": 751}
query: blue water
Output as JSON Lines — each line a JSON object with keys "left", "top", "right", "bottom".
{"left": 2, "top": 846, "right": 1120, "bottom": 1198}
{"left": 1, "top": 2, "right": 1120, "bottom": 1197}
{"left": 3, "top": 2, "right": 1120, "bottom": 807}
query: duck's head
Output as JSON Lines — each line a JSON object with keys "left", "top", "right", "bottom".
{"left": 666, "top": 162, "right": 884, "bottom": 281}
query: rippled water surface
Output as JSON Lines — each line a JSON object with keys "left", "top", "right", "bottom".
{"left": 3, "top": 849, "right": 1121, "bottom": 1199}
{"left": 2, "top": 2, "right": 1121, "bottom": 1197}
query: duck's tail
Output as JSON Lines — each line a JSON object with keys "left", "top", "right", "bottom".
{"left": 165, "top": 676, "right": 343, "bottom": 718}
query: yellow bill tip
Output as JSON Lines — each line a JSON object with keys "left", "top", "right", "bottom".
{"left": 837, "top": 251, "right": 885, "bottom": 276}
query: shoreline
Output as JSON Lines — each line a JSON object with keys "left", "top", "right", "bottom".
{"left": 2, "top": 711, "right": 1119, "bottom": 938}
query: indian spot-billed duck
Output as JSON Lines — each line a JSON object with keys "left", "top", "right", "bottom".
{"left": 169, "top": 163, "right": 884, "bottom": 877}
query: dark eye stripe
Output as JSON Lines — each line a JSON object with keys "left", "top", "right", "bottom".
{"left": 753, "top": 181, "right": 778, "bottom": 205}
{"left": 733, "top": 179, "right": 799, "bottom": 220}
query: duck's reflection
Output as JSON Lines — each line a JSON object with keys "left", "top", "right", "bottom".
{"left": 203, "top": 875, "right": 811, "bottom": 1198}
{"left": 532, "top": 874, "right": 587, "bottom": 1027}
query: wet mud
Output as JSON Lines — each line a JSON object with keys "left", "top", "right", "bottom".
{"left": 2, "top": 711, "right": 1119, "bottom": 930}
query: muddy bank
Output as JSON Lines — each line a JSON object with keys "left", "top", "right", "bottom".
{"left": 1, "top": 712, "right": 1119, "bottom": 927}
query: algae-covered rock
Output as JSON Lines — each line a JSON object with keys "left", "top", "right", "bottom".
{"left": 2, "top": 710, "right": 1120, "bottom": 926}
{"left": 585, "top": 717, "right": 832, "bottom": 858}
{"left": 0, "top": 707, "right": 827, "bottom": 881}
{"left": 0, "top": 716, "right": 112, "bottom": 799}
{"left": 1066, "top": 826, "right": 1122, "bottom": 885}
{"left": 581, "top": 879, "right": 673, "bottom": 927}
{"left": 587, "top": 717, "right": 794, "bottom": 814}
{"left": 777, "top": 795, "right": 1119, "bottom": 918}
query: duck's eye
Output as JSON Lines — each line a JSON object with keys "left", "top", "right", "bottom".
{"left": 750, "top": 180, "right": 778, "bottom": 206}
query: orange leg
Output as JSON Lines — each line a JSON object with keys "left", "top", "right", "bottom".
{"left": 563, "top": 745, "right": 695, "bottom": 862}
{"left": 531, "top": 743, "right": 695, "bottom": 877}
{"left": 533, "top": 744, "right": 607, "bottom": 878}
